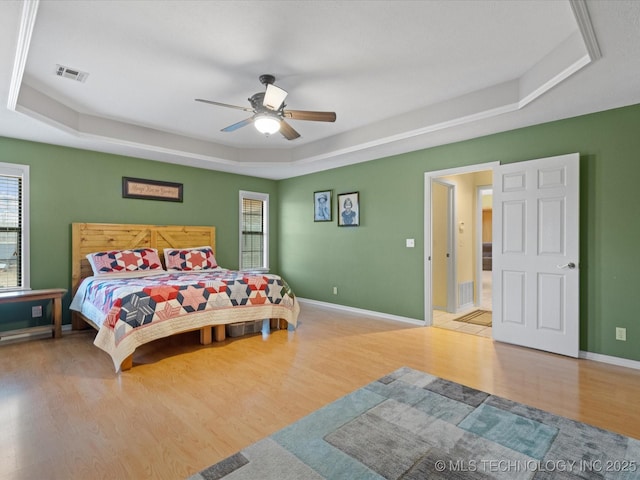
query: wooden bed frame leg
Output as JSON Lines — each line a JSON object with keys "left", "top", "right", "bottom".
{"left": 200, "top": 327, "right": 212, "bottom": 345}
{"left": 269, "top": 319, "right": 289, "bottom": 330}
{"left": 120, "top": 354, "right": 133, "bottom": 372}
{"left": 214, "top": 324, "right": 226, "bottom": 342}
{"left": 71, "top": 312, "right": 89, "bottom": 330}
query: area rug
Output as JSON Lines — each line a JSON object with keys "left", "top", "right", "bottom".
{"left": 454, "top": 309, "right": 492, "bottom": 327}
{"left": 189, "top": 367, "right": 639, "bottom": 479}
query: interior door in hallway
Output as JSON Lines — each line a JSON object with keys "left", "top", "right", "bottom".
{"left": 492, "top": 153, "right": 580, "bottom": 357}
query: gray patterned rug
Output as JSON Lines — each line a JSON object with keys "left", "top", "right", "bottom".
{"left": 189, "top": 367, "right": 639, "bottom": 479}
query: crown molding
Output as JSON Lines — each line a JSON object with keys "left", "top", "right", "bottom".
{"left": 7, "top": 0, "right": 39, "bottom": 110}
{"left": 569, "top": 0, "right": 602, "bottom": 61}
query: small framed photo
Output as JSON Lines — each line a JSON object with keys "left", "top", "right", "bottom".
{"left": 314, "top": 190, "right": 333, "bottom": 222}
{"left": 338, "top": 191, "right": 360, "bottom": 227}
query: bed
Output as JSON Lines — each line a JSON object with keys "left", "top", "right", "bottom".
{"left": 69, "top": 223, "right": 299, "bottom": 372}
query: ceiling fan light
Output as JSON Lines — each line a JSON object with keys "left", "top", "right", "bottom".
{"left": 254, "top": 114, "right": 281, "bottom": 135}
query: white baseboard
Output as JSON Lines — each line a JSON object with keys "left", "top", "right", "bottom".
{"left": 0, "top": 323, "right": 73, "bottom": 344}
{"left": 298, "top": 298, "right": 640, "bottom": 371}
{"left": 579, "top": 350, "right": 640, "bottom": 370}
{"left": 297, "top": 298, "right": 424, "bottom": 326}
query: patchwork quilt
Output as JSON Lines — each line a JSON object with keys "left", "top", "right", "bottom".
{"left": 70, "top": 269, "right": 299, "bottom": 371}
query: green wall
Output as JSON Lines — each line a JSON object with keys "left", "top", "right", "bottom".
{"left": 0, "top": 138, "right": 278, "bottom": 328}
{"left": 2, "top": 103, "right": 639, "bottom": 362}
{"left": 278, "top": 103, "right": 640, "bottom": 362}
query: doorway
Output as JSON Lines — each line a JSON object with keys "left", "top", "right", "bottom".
{"left": 424, "top": 164, "right": 497, "bottom": 338}
{"left": 477, "top": 185, "right": 493, "bottom": 313}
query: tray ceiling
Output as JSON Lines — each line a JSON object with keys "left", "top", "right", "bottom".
{"left": 2, "top": 1, "right": 640, "bottom": 179}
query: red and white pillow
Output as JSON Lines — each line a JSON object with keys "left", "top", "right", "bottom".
{"left": 164, "top": 246, "right": 218, "bottom": 271}
{"left": 87, "top": 248, "right": 164, "bottom": 275}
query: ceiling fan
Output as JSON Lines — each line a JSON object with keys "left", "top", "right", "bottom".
{"left": 195, "top": 74, "right": 336, "bottom": 140}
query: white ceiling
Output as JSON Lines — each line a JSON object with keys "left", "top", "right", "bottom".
{"left": 1, "top": 0, "right": 640, "bottom": 179}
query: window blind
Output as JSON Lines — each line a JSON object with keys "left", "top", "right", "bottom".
{"left": 241, "top": 197, "right": 264, "bottom": 269}
{"left": 0, "top": 173, "right": 21, "bottom": 288}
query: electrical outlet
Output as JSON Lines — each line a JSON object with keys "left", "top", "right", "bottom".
{"left": 32, "top": 305, "right": 42, "bottom": 318}
{"left": 615, "top": 327, "right": 627, "bottom": 341}
{"left": 333, "top": 286, "right": 338, "bottom": 295}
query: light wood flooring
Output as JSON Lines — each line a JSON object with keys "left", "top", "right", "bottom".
{"left": 1, "top": 302, "right": 640, "bottom": 480}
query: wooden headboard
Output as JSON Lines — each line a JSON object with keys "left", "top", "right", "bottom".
{"left": 71, "top": 223, "right": 216, "bottom": 294}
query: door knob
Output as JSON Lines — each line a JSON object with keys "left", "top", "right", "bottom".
{"left": 557, "top": 262, "right": 576, "bottom": 269}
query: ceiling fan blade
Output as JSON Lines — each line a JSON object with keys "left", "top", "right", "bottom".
{"left": 283, "top": 110, "right": 337, "bottom": 122}
{"left": 279, "top": 120, "right": 301, "bottom": 140}
{"left": 195, "top": 98, "right": 253, "bottom": 112}
{"left": 221, "top": 117, "right": 253, "bottom": 132}
{"left": 263, "top": 84, "right": 288, "bottom": 111}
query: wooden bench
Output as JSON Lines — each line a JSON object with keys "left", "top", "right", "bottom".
{"left": 0, "top": 289, "right": 67, "bottom": 339}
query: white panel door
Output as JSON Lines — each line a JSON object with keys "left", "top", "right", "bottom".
{"left": 492, "top": 153, "right": 579, "bottom": 357}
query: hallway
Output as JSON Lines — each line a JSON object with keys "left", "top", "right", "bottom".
{"left": 432, "top": 270, "right": 492, "bottom": 337}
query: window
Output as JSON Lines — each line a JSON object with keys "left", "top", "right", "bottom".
{"left": 0, "top": 162, "right": 29, "bottom": 291}
{"left": 239, "top": 191, "right": 269, "bottom": 271}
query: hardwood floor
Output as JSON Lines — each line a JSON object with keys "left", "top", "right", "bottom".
{"left": 1, "top": 302, "right": 639, "bottom": 480}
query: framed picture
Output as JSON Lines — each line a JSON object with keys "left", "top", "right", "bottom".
{"left": 313, "top": 190, "right": 333, "bottom": 222}
{"left": 338, "top": 191, "right": 360, "bottom": 227}
{"left": 122, "top": 177, "right": 183, "bottom": 202}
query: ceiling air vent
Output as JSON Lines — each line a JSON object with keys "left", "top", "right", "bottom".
{"left": 55, "top": 64, "right": 89, "bottom": 83}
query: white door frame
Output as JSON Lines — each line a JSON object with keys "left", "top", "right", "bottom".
{"left": 424, "top": 162, "right": 499, "bottom": 325}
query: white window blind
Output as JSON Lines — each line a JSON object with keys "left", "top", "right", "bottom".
{"left": 0, "top": 162, "right": 29, "bottom": 291}
{"left": 239, "top": 191, "right": 269, "bottom": 271}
